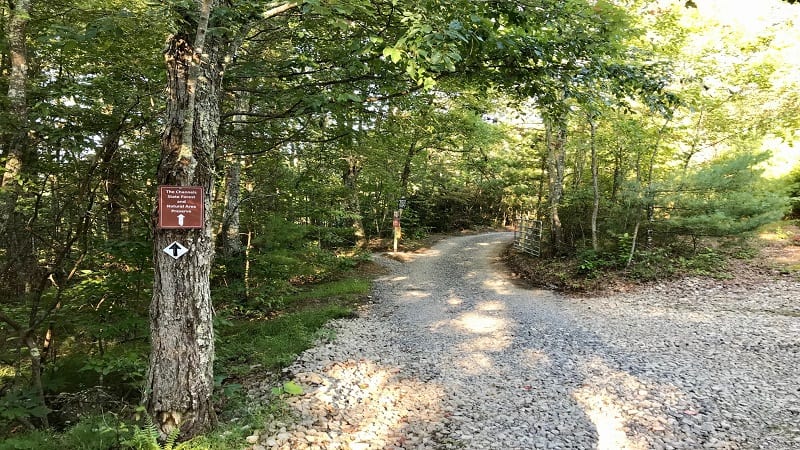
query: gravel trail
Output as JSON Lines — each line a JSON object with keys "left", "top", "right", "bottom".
{"left": 250, "top": 232, "right": 800, "bottom": 450}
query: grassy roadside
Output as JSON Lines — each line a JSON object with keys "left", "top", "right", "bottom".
{"left": 0, "top": 261, "right": 381, "bottom": 450}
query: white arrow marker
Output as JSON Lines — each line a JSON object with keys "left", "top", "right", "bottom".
{"left": 177, "top": 214, "right": 185, "bottom": 226}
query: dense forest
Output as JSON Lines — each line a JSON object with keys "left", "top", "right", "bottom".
{"left": 1, "top": 0, "right": 798, "bottom": 447}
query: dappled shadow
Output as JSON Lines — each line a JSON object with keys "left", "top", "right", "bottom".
{"left": 254, "top": 231, "right": 783, "bottom": 449}
{"left": 380, "top": 232, "right": 746, "bottom": 449}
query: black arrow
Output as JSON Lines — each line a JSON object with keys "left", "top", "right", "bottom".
{"left": 168, "top": 243, "right": 182, "bottom": 257}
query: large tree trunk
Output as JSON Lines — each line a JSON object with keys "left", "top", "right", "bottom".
{"left": 0, "top": 1, "right": 49, "bottom": 426}
{"left": 147, "top": 0, "right": 222, "bottom": 439}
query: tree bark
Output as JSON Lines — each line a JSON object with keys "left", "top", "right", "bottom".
{"left": 343, "top": 156, "right": 366, "bottom": 248}
{"left": 1, "top": 0, "right": 30, "bottom": 194}
{"left": 101, "top": 129, "right": 124, "bottom": 239}
{"left": 546, "top": 118, "right": 567, "bottom": 255}
{"left": 147, "top": 0, "right": 222, "bottom": 439}
{"left": 589, "top": 117, "right": 599, "bottom": 252}
{"left": 220, "top": 95, "right": 250, "bottom": 258}
{"left": 1, "top": 0, "right": 34, "bottom": 294}
{"left": 399, "top": 142, "right": 418, "bottom": 194}
{"left": 221, "top": 158, "right": 243, "bottom": 256}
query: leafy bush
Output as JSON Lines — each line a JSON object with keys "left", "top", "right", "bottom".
{"left": 0, "top": 388, "right": 50, "bottom": 429}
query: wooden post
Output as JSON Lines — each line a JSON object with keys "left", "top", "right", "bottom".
{"left": 392, "top": 210, "right": 400, "bottom": 252}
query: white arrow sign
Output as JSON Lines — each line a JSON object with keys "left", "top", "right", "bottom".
{"left": 163, "top": 241, "right": 189, "bottom": 260}
{"left": 177, "top": 214, "right": 185, "bottom": 226}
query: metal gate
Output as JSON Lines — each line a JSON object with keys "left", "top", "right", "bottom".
{"left": 514, "top": 217, "right": 543, "bottom": 257}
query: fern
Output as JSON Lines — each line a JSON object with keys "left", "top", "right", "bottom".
{"left": 122, "top": 412, "right": 180, "bottom": 450}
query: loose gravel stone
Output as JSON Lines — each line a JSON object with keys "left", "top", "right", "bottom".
{"left": 249, "top": 232, "right": 800, "bottom": 450}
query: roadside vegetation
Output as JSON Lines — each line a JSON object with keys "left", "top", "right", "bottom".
{"left": 506, "top": 221, "right": 800, "bottom": 294}
{"left": 0, "top": 252, "right": 377, "bottom": 450}
{"left": 1, "top": 0, "right": 799, "bottom": 448}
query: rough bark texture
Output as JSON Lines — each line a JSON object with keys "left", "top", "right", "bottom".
{"left": 1, "top": 0, "right": 33, "bottom": 289}
{"left": 1, "top": 0, "right": 30, "bottom": 193}
{"left": 0, "top": 2, "right": 49, "bottom": 423}
{"left": 147, "top": 0, "right": 223, "bottom": 437}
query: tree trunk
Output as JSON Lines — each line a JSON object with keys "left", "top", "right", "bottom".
{"left": 1, "top": 0, "right": 35, "bottom": 294}
{"left": 147, "top": 0, "right": 222, "bottom": 439}
{"left": 0, "top": 2, "right": 49, "bottom": 424}
{"left": 610, "top": 146, "right": 622, "bottom": 202}
{"left": 546, "top": 119, "right": 567, "bottom": 255}
{"left": 221, "top": 159, "right": 243, "bottom": 256}
{"left": 220, "top": 95, "right": 250, "bottom": 258}
{"left": 644, "top": 117, "right": 672, "bottom": 249}
{"left": 1, "top": 0, "right": 30, "bottom": 195}
{"left": 589, "top": 118, "right": 599, "bottom": 252}
{"left": 101, "top": 130, "right": 124, "bottom": 239}
{"left": 399, "top": 142, "right": 418, "bottom": 194}
{"left": 343, "top": 156, "right": 366, "bottom": 248}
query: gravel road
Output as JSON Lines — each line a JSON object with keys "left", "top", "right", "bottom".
{"left": 249, "top": 232, "right": 800, "bottom": 450}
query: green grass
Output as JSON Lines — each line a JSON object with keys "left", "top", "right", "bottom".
{"left": 215, "top": 273, "right": 371, "bottom": 378}
{"left": 216, "top": 304, "right": 356, "bottom": 377}
{"left": 1, "top": 268, "right": 375, "bottom": 449}
{"left": 280, "top": 277, "right": 371, "bottom": 304}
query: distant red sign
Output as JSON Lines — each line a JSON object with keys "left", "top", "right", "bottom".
{"left": 159, "top": 186, "right": 204, "bottom": 229}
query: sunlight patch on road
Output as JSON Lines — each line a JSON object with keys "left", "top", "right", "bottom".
{"left": 266, "top": 360, "right": 446, "bottom": 449}
{"left": 459, "top": 335, "right": 511, "bottom": 353}
{"left": 447, "top": 295, "right": 463, "bottom": 306}
{"left": 482, "top": 278, "right": 513, "bottom": 295}
{"left": 377, "top": 275, "right": 408, "bottom": 282}
{"left": 455, "top": 312, "right": 506, "bottom": 334}
{"left": 573, "top": 390, "right": 643, "bottom": 450}
{"left": 573, "top": 357, "right": 692, "bottom": 450}
{"left": 475, "top": 300, "right": 505, "bottom": 311}
{"left": 402, "top": 288, "right": 431, "bottom": 300}
{"left": 456, "top": 351, "right": 495, "bottom": 374}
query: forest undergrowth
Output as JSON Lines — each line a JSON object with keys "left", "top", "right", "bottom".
{"left": 504, "top": 221, "right": 800, "bottom": 295}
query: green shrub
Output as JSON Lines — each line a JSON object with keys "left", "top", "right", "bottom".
{"left": 0, "top": 430, "right": 59, "bottom": 450}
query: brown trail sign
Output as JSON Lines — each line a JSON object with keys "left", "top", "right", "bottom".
{"left": 158, "top": 186, "right": 204, "bottom": 229}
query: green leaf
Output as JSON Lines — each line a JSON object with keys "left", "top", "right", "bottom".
{"left": 382, "top": 46, "right": 404, "bottom": 63}
{"left": 282, "top": 381, "right": 304, "bottom": 395}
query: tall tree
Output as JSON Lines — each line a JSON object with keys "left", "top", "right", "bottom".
{"left": 147, "top": 0, "right": 302, "bottom": 438}
{"left": 147, "top": 0, "right": 223, "bottom": 438}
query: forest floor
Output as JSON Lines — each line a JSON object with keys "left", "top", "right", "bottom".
{"left": 245, "top": 228, "right": 800, "bottom": 450}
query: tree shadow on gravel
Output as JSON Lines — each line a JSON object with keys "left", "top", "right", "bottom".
{"left": 389, "top": 232, "right": 746, "bottom": 450}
